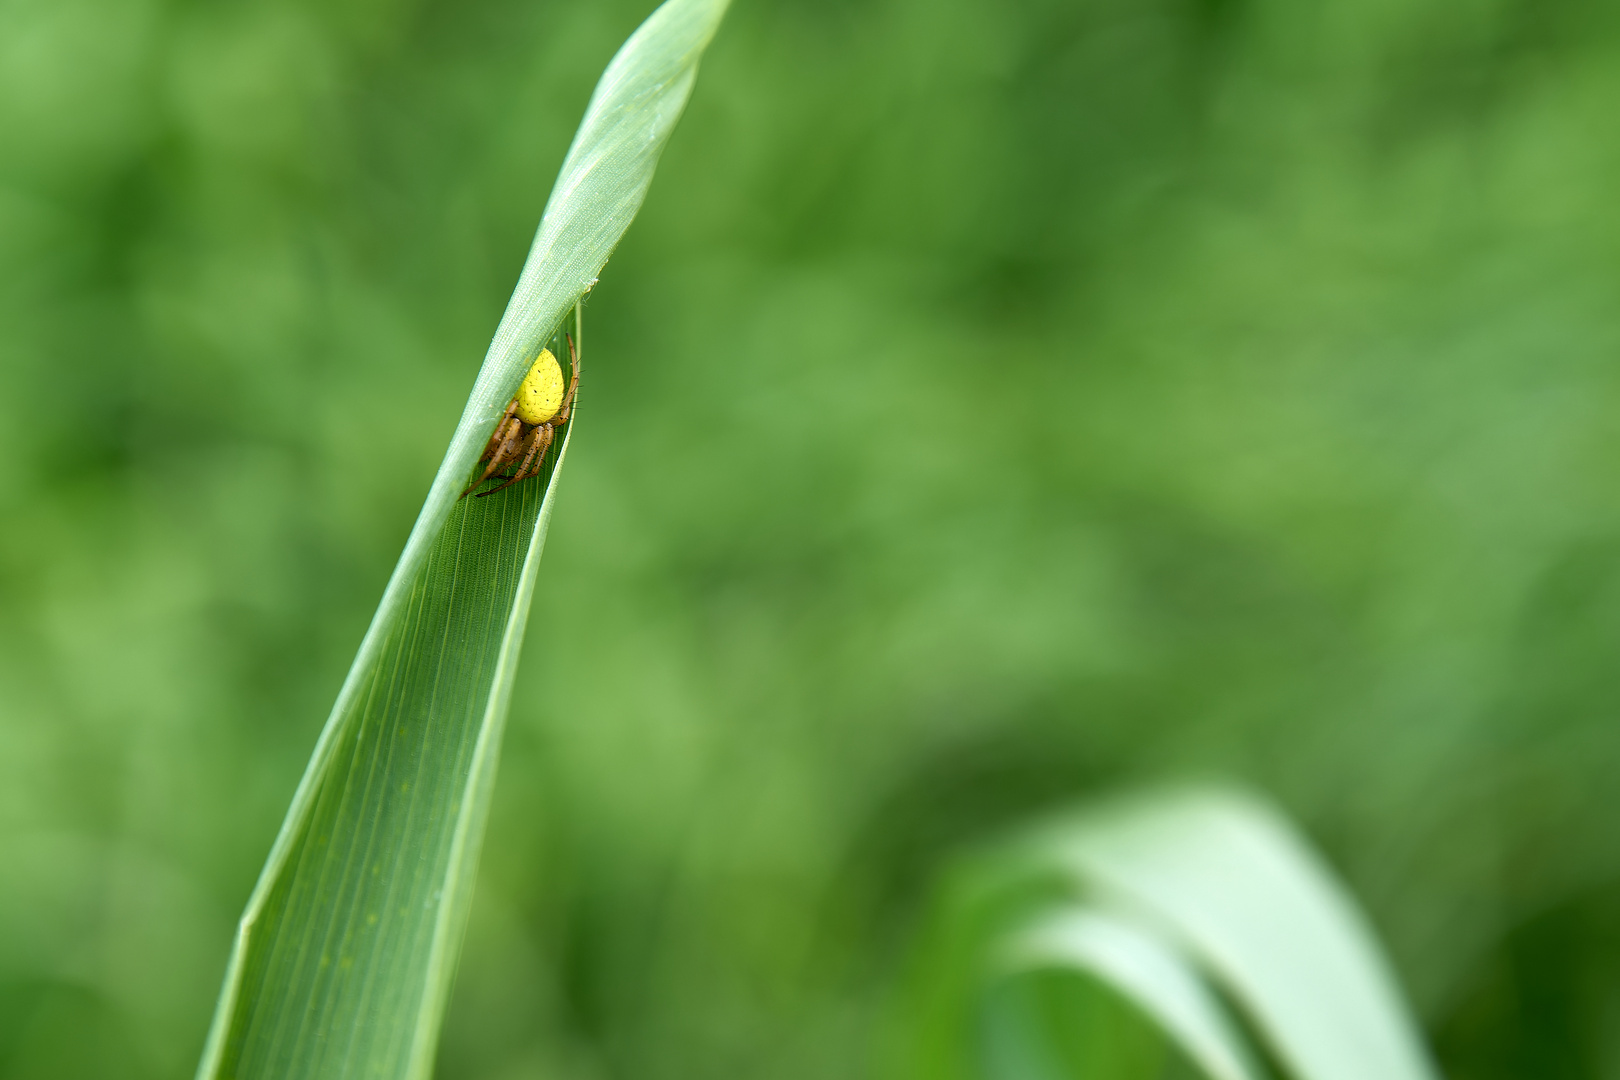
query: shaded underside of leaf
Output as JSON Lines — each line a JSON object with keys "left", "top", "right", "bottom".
{"left": 220, "top": 468, "right": 552, "bottom": 1078}
{"left": 203, "top": 311, "right": 577, "bottom": 1080}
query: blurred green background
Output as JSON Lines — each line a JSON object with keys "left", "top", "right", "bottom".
{"left": 4, "top": 0, "right": 1620, "bottom": 1077}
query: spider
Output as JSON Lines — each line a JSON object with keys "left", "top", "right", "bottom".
{"left": 462, "top": 333, "right": 579, "bottom": 498}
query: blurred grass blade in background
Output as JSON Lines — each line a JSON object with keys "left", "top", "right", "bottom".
{"left": 1003, "top": 907, "right": 1261, "bottom": 1080}
{"left": 194, "top": 2, "right": 731, "bottom": 1078}
{"left": 1032, "top": 790, "right": 1437, "bottom": 1080}
{"left": 915, "top": 788, "right": 1439, "bottom": 1080}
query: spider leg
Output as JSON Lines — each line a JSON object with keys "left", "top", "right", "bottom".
{"left": 462, "top": 416, "right": 526, "bottom": 497}
{"left": 476, "top": 423, "right": 553, "bottom": 497}
{"left": 479, "top": 399, "right": 520, "bottom": 462}
{"left": 465, "top": 420, "right": 520, "bottom": 493}
{"left": 517, "top": 423, "right": 556, "bottom": 481}
{"left": 552, "top": 334, "right": 580, "bottom": 426}
{"left": 473, "top": 427, "right": 550, "bottom": 501}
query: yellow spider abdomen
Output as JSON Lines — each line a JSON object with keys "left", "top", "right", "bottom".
{"left": 514, "top": 347, "right": 565, "bottom": 425}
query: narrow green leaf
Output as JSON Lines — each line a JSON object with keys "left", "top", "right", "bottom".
{"left": 1003, "top": 907, "right": 1261, "bottom": 1080}
{"left": 903, "top": 788, "right": 1438, "bottom": 1080}
{"left": 1032, "top": 789, "right": 1438, "bottom": 1080}
{"left": 195, "top": 3, "right": 730, "bottom": 1078}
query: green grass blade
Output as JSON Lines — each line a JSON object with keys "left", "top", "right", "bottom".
{"left": 195, "top": 3, "right": 730, "bottom": 1078}
{"left": 1033, "top": 789, "right": 1437, "bottom": 1080}
{"left": 1003, "top": 908, "right": 1262, "bottom": 1080}
{"left": 904, "top": 788, "right": 1436, "bottom": 1080}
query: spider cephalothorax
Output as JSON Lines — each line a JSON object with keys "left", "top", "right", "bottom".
{"left": 462, "top": 333, "right": 579, "bottom": 498}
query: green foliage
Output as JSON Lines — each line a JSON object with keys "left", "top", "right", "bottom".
{"left": 191, "top": 2, "right": 729, "bottom": 1076}
{"left": 199, "top": 410, "right": 562, "bottom": 1079}
{"left": 909, "top": 790, "right": 1436, "bottom": 1080}
{"left": 7, "top": 0, "right": 1620, "bottom": 1079}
